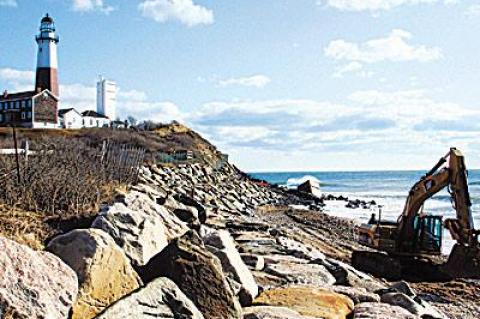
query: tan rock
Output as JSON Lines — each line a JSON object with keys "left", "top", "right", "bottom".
{"left": 254, "top": 287, "right": 354, "bottom": 319}
{"left": 47, "top": 229, "right": 142, "bottom": 319}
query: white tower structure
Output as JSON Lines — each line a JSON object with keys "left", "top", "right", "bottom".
{"left": 96, "top": 76, "right": 117, "bottom": 120}
{"left": 35, "top": 13, "right": 59, "bottom": 96}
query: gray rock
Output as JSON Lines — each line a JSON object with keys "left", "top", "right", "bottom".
{"left": 332, "top": 286, "right": 381, "bottom": 304}
{"left": 276, "top": 236, "right": 326, "bottom": 260}
{"left": 96, "top": 277, "right": 204, "bottom": 319}
{"left": 316, "top": 258, "right": 386, "bottom": 291}
{"left": 139, "top": 231, "right": 242, "bottom": 319}
{"left": 264, "top": 262, "right": 336, "bottom": 286}
{"left": 390, "top": 281, "right": 416, "bottom": 297}
{"left": 92, "top": 201, "right": 168, "bottom": 266}
{"left": 353, "top": 302, "right": 418, "bottom": 319}
{"left": 125, "top": 191, "right": 189, "bottom": 240}
{"left": 204, "top": 230, "right": 259, "bottom": 306}
{"left": 381, "top": 292, "right": 425, "bottom": 316}
{"left": 241, "top": 253, "right": 265, "bottom": 271}
{"left": 381, "top": 292, "right": 446, "bottom": 319}
{"left": 243, "top": 306, "right": 316, "bottom": 319}
{"left": 0, "top": 236, "right": 78, "bottom": 319}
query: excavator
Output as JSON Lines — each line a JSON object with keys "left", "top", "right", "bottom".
{"left": 352, "top": 148, "right": 480, "bottom": 280}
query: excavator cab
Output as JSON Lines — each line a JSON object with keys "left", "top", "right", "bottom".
{"left": 412, "top": 215, "right": 443, "bottom": 254}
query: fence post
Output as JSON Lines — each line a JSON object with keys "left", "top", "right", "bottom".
{"left": 12, "top": 126, "right": 21, "bottom": 184}
{"left": 24, "top": 139, "right": 29, "bottom": 164}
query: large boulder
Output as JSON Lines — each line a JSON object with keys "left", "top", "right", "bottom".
{"left": 254, "top": 287, "right": 354, "bottom": 319}
{"left": 92, "top": 201, "right": 168, "bottom": 266}
{"left": 95, "top": 277, "right": 204, "bottom": 319}
{"left": 47, "top": 229, "right": 142, "bottom": 319}
{"left": 124, "top": 191, "right": 189, "bottom": 240}
{"left": 353, "top": 302, "right": 417, "bottom": 319}
{"left": 0, "top": 237, "right": 78, "bottom": 319}
{"left": 204, "top": 230, "right": 259, "bottom": 306}
{"left": 297, "top": 179, "right": 322, "bottom": 197}
{"left": 139, "top": 231, "right": 242, "bottom": 319}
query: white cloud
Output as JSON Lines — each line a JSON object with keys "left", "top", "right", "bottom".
{"left": 0, "top": 68, "right": 34, "bottom": 84}
{"left": 218, "top": 75, "right": 271, "bottom": 88}
{"left": 325, "top": 29, "right": 442, "bottom": 64}
{"left": 465, "top": 4, "right": 480, "bottom": 16}
{"left": 72, "top": 0, "right": 115, "bottom": 14}
{"left": 138, "top": 0, "right": 214, "bottom": 27}
{"left": 0, "top": 0, "right": 17, "bottom": 7}
{"left": 333, "top": 61, "right": 363, "bottom": 78}
{"left": 324, "top": 0, "right": 451, "bottom": 12}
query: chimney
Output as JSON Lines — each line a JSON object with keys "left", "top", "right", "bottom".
{"left": 3, "top": 90, "right": 7, "bottom": 98}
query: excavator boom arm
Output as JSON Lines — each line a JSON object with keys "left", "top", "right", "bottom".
{"left": 397, "top": 148, "right": 475, "bottom": 250}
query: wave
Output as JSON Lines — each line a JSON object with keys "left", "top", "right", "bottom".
{"left": 286, "top": 175, "right": 321, "bottom": 188}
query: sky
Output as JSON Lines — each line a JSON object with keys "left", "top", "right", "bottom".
{"left": 1, "top": 0, "right": 480, "bottom": 172}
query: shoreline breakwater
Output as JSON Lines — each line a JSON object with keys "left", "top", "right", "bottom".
{"left": 1, "top": 162, "right": 478, "bottom": 318}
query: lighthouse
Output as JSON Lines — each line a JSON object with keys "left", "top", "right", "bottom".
{"left": 35, "top": 14, "right": 59, "bottom": 96}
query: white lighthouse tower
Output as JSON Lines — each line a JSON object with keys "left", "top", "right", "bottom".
{"left": 35, "top": 14, "right": 59, "bottom": 96}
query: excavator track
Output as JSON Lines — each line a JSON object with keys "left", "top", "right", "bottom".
{"left": 351, "top": 250, "right": 402, "bottom": 280}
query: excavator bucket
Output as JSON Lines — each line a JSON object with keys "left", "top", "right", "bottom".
{"left": 441, "top": 244, "right": 480, "bottom": 279}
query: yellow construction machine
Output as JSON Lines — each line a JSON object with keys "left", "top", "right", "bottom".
{"left": 353, "top": 148, "right": 480, "bottom": 280}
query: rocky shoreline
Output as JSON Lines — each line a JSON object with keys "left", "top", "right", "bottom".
{"left": 1, "top": 162, "right": 478, "bottom": 318}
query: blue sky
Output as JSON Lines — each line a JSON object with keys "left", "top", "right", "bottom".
{"left": 1, "top": 0, "right": 480, "bottom": 172}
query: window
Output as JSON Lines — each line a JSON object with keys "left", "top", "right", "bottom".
{"left": 90, "top": 119, "right": 93, "bottom": 125}
{"left": 27, "top": 112, "right": 32, "bottom": 119}
{"left": 21, "top": 112, "right": 25, "bottom": 120}
{"left": 27, "top": 100, "right": 31, "bottom": 107}
{"left": 21, "top": 100, "right": 25, "bottom": 108}
{"left": 0, "top": 102, "right": 3, "bottom": 110}
{"left": 15, "top": 101, "right": 19, "bottom": 109}
{"left": 0, "top": 114, "right": 3, "bottom": 122}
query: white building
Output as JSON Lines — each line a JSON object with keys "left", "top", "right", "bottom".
{"left": 96, "top": 77, "right": 116, "bottom": 120}
{"left": 81, "top": 110, "right": 110, "bottom": 128}
{"left": 58, "top": 108, "right": 82, "bottom": 129}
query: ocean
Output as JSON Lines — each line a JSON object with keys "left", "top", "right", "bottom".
{"left": 250, "top": 170, "right": 480, "bottom": 255}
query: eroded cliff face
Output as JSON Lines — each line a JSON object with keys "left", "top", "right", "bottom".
{"left": 0, "top": 161, "right": 472, "bottom": 318}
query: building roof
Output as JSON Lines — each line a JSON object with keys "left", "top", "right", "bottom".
{"left": 0, "top": 91, "right": 36, "bottom": 101}
{"left": 58, "top": 108, "right": 79, "bottom": 117}
{"left": 81, "top": 110, "right": 109, "bottom": 119}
